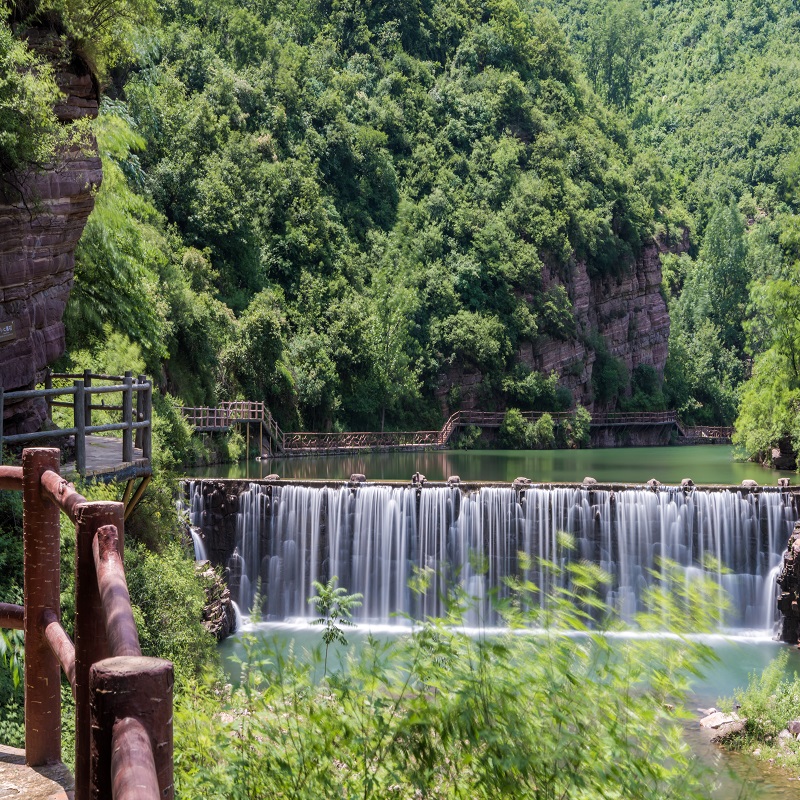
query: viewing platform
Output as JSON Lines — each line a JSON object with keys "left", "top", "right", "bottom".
{"left": 1, "top": 372, "right": 153, "bottom": 516}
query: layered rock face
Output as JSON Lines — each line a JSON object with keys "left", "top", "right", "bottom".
{"left": 0, "top": 30, "right": 101, "bottom": 434}
{"left": 437, "top": 236, "right": 681, "bottom": 414}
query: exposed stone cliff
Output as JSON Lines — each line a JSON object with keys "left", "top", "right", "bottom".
{"left": 0, "top": 30, "right": 101, "bottom": 434}
{"left": 437, "top": 235, "right": 685, "bottom": 415}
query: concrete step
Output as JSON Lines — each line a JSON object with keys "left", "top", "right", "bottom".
{"left": 0, "top": 746, "right": 73, "bottom": 799}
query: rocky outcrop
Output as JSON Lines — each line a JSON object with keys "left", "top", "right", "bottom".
{"left": 0, "top": 30, "right": 102, "bottom": 435}
{"left": 196, "top": 561, "right": 237, "bottom": 641}
{"left": 777, "top": 520, "right": 800, "bottom": 643}
{"left": 437, "top": 235, "right": 684, "bottom": 415}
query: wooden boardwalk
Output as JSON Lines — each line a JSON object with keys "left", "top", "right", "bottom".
{"left": 0, "top": 745, "right": 73, "bottom": 799}
{"left": 63, "top": 435, "right": 149, "bottom": 482}
{"left": 181, "top": 405, "right": 709, "bottom": 456}
{"left": 1, "top": 371, "right": 153, "bottom": 493}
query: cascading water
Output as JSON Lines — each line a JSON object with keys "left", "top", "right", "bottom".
{"left": 178, "top": 481, "right": 208, "bottom": 561}
{"left": 195, "top": 483, "right": 795, "bottom": 630}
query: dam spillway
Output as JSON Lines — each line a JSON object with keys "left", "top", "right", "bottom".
{"left": 186, "top": 481, "right": 797, "bottom": 631}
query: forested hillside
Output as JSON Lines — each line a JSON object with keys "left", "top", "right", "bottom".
{"left": 551, "top": 0, "right": 800, "bottom": 456}
{"left": 5, "top": 0, "right": 800, "bottom": 457}
{"left": 57, "top": 0, "right": 678, "bottom": 432}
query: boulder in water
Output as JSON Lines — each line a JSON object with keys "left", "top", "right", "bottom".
{"left": 646, "top": 478, "right": 660, "bottom": 489}
{"left": 350, "top": 473, "right": 367, "bottom": 483}
{"left": 265, "top": 473, "right": 280, "bottom": 481}
{"left": 582, "top": 476, "right": 597, "bottom": 486}
{"left": 681, "top": 478, "right": 694, "bottom": 488}
{"left": 700, "top": 710, "right": 746, "bottom": 741}
{"left": 411, "top": 472, "right": 426, "bottom": 486}
{"left": 779, "top": 477, "right": 791, "bottom": 488}
{"left": 447, "top": 475, "right": 461, "bottom": 485}
{"left": 741, "top": 479, "right": 759, "bottom": 489}
{"left": 513, "top": 477, "right": 532, "bottom": 488}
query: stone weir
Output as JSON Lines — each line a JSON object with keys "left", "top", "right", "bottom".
{"left": 184, "top": 478, "right": 798, "bottom": 631}
{"left": 0, "top": 29, "right": 102, "bottom": 435}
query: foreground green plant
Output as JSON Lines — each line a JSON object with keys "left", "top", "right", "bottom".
{"left": 176, "top": 560, "right": 721, "bottom": 799}
{"left": 719, "top": 651, "right": 800, "bottom": 771}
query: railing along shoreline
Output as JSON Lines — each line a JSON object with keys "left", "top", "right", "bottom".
{"left": 0, "top": 449, "right": 173, "bottom": 799}
{"left": 180, "top": 404, "right": 729, "bottom": 455}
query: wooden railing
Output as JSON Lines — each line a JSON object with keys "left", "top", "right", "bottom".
{"left": 181, "top": 404, "right": 683, "bottom": 454}
{"left": 0, "top": 370, "right": 153, "bottom": 475}
{"left": 180, "top": 400, "right": 285, "bottom": 454}
{"left": 680, "top": 425, "right": 735, "bottom": 440}
{"left": 0, "top": 448, "right": 173, "bottom": 799}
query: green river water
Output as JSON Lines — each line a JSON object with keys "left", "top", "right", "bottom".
{"left": 189, "top": 444, "right": 795, "bottom": 485}
{"left": 203, "top": 445, "right": 799, "bottom": 797}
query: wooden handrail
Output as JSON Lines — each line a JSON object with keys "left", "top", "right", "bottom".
{"left": 0, "top": 602, "right": 24, "bottom": 629}
{"left": 42, "top": 608, "right": 76, "bottom": 691}
{"left": 1, "top": 372, "right": 153, "bottom": 474}
{"left": 0, "top": 448, "right": 173, "bottom": 799}
{"left": 179, "top": 403, "right": 697, "bottom": 454}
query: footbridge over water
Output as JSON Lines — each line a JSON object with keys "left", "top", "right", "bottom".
{"left": 180, "top": 405, "right": 733, "bottom": 456}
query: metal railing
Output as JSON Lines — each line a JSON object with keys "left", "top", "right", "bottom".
{"left": 0, "top": 370, "right": 153, "bottom": 474}
{"left": 0, "top": 448, "right": 173, "bottom": 799}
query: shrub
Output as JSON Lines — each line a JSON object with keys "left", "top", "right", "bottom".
{"left": 530, "top": 413, "right": 555, "bottom": 449}
{"left": 499, "top": 407, "right": 530, "bottom": 449}
{"left": 175, "top": 563, "right": 720, "bottom": 799}
{"left": 565, "top": 405, "right": 592, "bottom": 448}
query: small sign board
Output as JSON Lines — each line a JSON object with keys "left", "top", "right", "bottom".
{"left": 0, "top": 320, "right": 15, "bottom": 343}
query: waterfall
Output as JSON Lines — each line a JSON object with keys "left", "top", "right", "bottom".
{"left": 191, "top": 483, "right": 796, "bottom": 630}
{"left": 179, "top": 480, "right": 207, "bottom": 561}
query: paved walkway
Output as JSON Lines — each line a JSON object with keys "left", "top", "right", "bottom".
{"left": 0, "top": 746, "right": 73, "bottom": 799}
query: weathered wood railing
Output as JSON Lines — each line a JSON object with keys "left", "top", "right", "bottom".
{"left": 181, "top": 400, "right": 284, "bottom": 454}
{"left": 0, "top": 448, "right": 173, "bottom": 799}
{"left": 0, "top": 370, "right": 153, "bottom": 475}
{"left": 679, "top": 425, "right": 735, "bottom": 441}
{"left": 180, "top": 405, "right": 685, "bottom": 454}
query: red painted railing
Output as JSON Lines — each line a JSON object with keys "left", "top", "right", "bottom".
{"left": 0, "top": 449, "right": 173, "bottom": 799}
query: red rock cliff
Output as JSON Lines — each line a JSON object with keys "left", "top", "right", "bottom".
{"left": 437, "top": 235, "right": 683, "bottom": 414}
{"left": 0, "top": 30, "right": 102, "bottom": 434}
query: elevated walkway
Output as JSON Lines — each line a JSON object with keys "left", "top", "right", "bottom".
{"left": 1, "top": 371, "right": 153, "bottom": 516}
{"left": 181, "top": 406, "right": 724, "bottom": 456}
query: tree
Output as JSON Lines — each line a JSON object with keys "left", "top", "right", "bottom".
{"left": 697, "top": 199, "right": 750, "bottom": 353}
{"left": 583, "top": 0, "right": 651, "bottom": 108}
{"left": 0, "top": 21, "right": 61, "bottom": 191}
{"left": 365, "top": 270, "right": 421, "bottom": 431}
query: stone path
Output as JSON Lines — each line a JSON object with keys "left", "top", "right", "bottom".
{"left": 0, "top": 746, "right": 73, "bottom": 799}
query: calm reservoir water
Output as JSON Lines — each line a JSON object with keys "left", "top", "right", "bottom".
{"left": 189, "top": 445, "right": 795, "bottom": 485}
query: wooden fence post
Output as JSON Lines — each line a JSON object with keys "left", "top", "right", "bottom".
{"left": 22, "top": 447, "right": 62, "bottom": 766}
{"left": 135, "top": 375, "right": 146, "bottom": 451}
{"left": 142, "top": 380, "right": 152, "bottom": 461}
{"left": 73, "top": 500, "right": 124, "bottom": 800}
{"left": 83, "top": 369, "right": 92, "bottom": 428}
{"left": 90, "top": 656, "right": 174, "bottom": 800}
{"left": 45, "top": 368, "right": 52, "bottom": 420}
{"left": 122, "top": 373, "right": 133, "bottom": 463}
{"left": 74, "top": 380, "right": 86, "bottom": 475}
